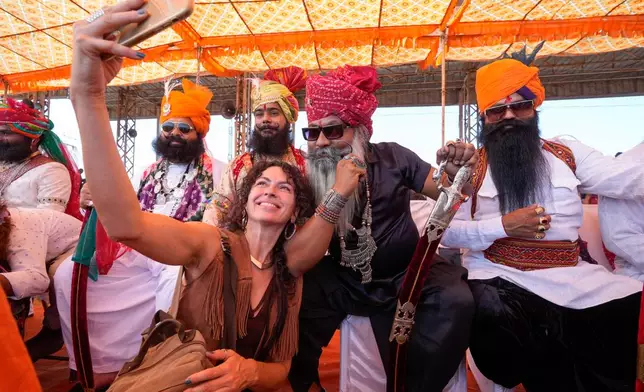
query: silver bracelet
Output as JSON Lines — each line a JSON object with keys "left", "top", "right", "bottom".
{"left": 315, "top": 189, "right": 349, "bottom": 225}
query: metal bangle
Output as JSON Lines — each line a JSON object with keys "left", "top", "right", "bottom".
{"left": 315, "top": 189, "right": 348, "bottom": 224}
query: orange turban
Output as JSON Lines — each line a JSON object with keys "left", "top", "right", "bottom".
{"left": 475, "top": 59, "right": 545, "bottom": 114}
{"left": 159, "top": 79, "right": 213, "bottom": 135}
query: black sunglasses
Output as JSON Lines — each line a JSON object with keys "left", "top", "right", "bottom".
{"left": 302, "top": 124, "right": 346, "bottom": 141}
{"left": 160, "top": 121, "right": 195, "bottom": 134}
{"left": 484, "top": 100, "right": 535, "bottom": 123}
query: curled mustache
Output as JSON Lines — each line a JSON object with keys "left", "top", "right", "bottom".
{"left": 256, "top": 124, "right": 279, "bottom": 131}
{"left": 479, "top": 118, "right": 534, "bottom": 144}
{"left": 303, "top": 142, "right": 353, "bottom": 161}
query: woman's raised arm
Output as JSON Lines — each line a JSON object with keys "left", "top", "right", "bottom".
{"left": 70, "top": 0, "right": 217, "bottom": 266}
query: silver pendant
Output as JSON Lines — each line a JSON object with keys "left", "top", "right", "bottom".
{"left": 173, "top": 188, "right": 185, "bottom": 199}
{"left": 154, "top": 171, "right": 164, "bottom": 180}
{"left": 156, "top": 193, "right": 167, "bottom": 205}
{"left": 154, "top": 183, "right": 162, "bottom": 193}
{"left": 185, "top": 171, "right": 196, "bottom": 182}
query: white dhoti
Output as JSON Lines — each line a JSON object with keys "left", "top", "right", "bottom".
{"left": 54, "top": 250, "right": 179, "bottom": 373}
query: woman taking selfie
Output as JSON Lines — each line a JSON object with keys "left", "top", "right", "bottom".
{"left": 69, "top": 1, "right": 319, "bottom": 389}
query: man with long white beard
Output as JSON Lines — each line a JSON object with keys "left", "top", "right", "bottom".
{"left": 203, "top": 66, "right": 307, "bottom": 225}
{"left": 441, "top": 52, "right": 644, "bottom": 391}
{"left": 54, "top": 79, "right": 224, "bottom": 390}
{"left": 286, "top": 65, "right": 478, "bottom": 392}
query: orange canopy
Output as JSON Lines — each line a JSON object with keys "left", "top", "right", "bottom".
{"left": 1, "top": 0, "right": 642, "bottom": 93}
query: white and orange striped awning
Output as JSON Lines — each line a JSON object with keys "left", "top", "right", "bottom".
{"left": 1, "top": 0, "right": 643, "bottom": 92}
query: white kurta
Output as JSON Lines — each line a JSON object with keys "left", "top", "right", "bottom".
{"left": 599, "top": 142, "right": 644, "bottom": 281}
{"left": 2, "top": 161, "right": 72, "bottom": 212}
{"left": 2, "top": 208, "right": 80, "bottom": 299}
{"left": 54, "top": 162, "right": 218, "bottom": 373}
{"left": 442, "top": 138, "right": 644, "bottom": 309}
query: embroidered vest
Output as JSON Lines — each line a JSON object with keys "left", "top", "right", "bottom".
{"left": 470, "top": 140, "right": 576, "bottom": 218}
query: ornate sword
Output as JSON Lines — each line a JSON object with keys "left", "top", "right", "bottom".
{"left": 389, "top": 162, "right": 472, "bottom": 392}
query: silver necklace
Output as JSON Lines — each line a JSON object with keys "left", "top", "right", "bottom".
{"left": 153, "top": 160, "right": 193, "bottom": 206}
{"left": 339, "top": 178, "right": 377, "bottom": 284}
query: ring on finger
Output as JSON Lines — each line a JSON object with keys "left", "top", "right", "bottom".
{"left": 538, "top": 225, "right": 546, "bottom": 233}
{"left": 539, "top": 216, "right": 548, "bottom": 225}
{"left": 534, "top": 232, "right": 545, "bottom": 240}
{"left": 86, "top": 8, "right": 105, "bottom": 23}
{"left": 535, "top": 206, "right": 544, "bottom": 215}
{"left": 351, "top": 157, "right": 366, "bottom": 169}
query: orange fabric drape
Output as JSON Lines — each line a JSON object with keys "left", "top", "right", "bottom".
{"left": 0, "top": 290, "right": 42, "bottom": 392}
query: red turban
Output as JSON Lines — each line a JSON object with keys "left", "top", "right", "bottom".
{"left": 305, "top": 65, "right": 381, "bottom": 137}
{"left": 476, "top": 59, "right": 545, "bottom": 114}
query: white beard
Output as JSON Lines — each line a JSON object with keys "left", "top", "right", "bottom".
{"left": 306, "top": 137, "right": 366, "bottom": 235}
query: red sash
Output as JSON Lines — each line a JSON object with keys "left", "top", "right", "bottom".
{"left": 484, "top": 237, "right": 580, "bottom": 271}
{"left": 70, "top": 212, "right": 95, "bottom": 390}
{"left": 638, "top": 288, "right": 644, "bottom": 392}
{"left": 470, "top": 140, "right": 580, "bottom": 271}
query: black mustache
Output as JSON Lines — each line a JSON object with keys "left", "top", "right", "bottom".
{"left": 166, "top": 136, "right": 186, "bottom": 145}
{"left": 257, "top": 125, "right": 279, "bottom": 131}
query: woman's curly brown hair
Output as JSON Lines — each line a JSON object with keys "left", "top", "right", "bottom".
{"left": 219, "top": 160, "right": 314, "bottom": 360}
{"left": 222, "top": 160, "right": 314, "bottom": 232}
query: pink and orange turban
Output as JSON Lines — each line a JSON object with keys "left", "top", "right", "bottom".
{"left": 0, "top": 98, "right": 53, "bottom": 139}
{"left": 0, "top": 98, "right": 82, "bottom": 220}
{"left": 252, "top": 66, "right": 307, "bottom": 123}
{"left": 305, "top": 65, "right": 382, "bottom": 137}
{"left": 160, "top": 79, "right": 213, "bottom": 135}
{"left": 475, "top": 59, "right": 545, "bottom": 114}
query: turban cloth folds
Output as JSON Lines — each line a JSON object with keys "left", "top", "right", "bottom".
{"left": 0, "top": 98, "right": 82, "bottom": 220}
{"left": 475, "top": 59, "right": 545, "bottom": 114}
{"left": 159, "top": 79, "right": 213, "bottom": 135}
{"left": 305, "top": 65, "right": 381, "bottom": 138}
{"left": 251, "top": 66, "right": 307, "bottom": 123}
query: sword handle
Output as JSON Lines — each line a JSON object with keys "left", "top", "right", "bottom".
{"left": 422, "top": 164, "right": 472, "bottom": 239}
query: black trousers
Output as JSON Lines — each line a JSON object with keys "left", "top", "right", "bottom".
{"left": 469, "top": 277, "right": 640, "bottom": 392}
{"left": 288, "top": 257, "right": 474, "bottom": 392}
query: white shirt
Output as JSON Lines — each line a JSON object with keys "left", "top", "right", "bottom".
{"left": 55, "top": 160, "right": 221, "bottom": 373}
{"left": 599, "top": 143, "right": 644, "bottom": 281}
{"left": 410, "top": 199, "right": 436, "bottom": 234}
{"left": 2, "top": 162, "right": 72, "bottom": 212}
{"left": 442, "top": 138, "right": 644, "bottom": 309}
{"left": 3, "top": 208, "right": 80, "bottom": 299}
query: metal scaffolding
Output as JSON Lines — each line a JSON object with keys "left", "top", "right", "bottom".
{"left": 459, "top": 72, "right": 481, "bottom": 147}
{"left": 116, "top": 87, "right": 137, "bottom": 178}
{"left": 38, "top": 92, "right": 51, "bottom": 118}
{"left": 234, "top": 75, "right": 252, "bottom": 157}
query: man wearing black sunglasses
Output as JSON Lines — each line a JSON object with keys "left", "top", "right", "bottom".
{"left": 441, "top": 51, "right": 644, "bottom": 391}
{"left": 287, "top": 65, "right": 478, "bottom": 392}
{"left": 203, "top": 67, "right": 307, "bottom": 225}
